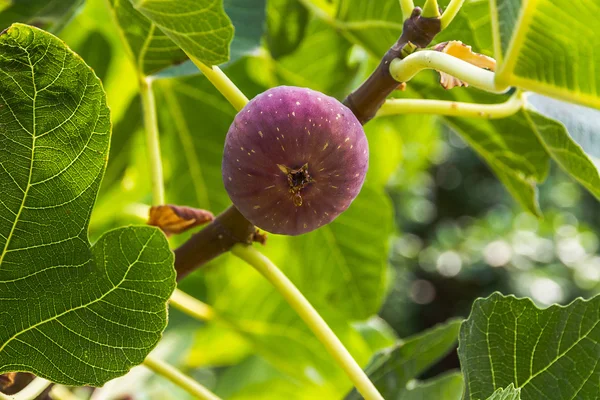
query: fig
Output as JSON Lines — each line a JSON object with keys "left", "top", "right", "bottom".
{"left": 222, "top": 86, "right": 368, "bottom": 235}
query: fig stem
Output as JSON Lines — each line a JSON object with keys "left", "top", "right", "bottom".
{"left": 169, "top": 288, "right": 215, "bottom": 321}
{"left": 0, "top": 377, "right": 51, "bottom": 400}
{"left": 143, "top": 355, "right": 222, "bottom": 400}
{"left": 188, "top": 55, "right": 249, "bottom": 112}
{"left": 140, "top": 76, "right": 166, "bottom": 205}
{"left": 389, "top": 50, "right": 509, "bottom": 93}
{"left": 377, "top": 92, "right": 524, "bottom": 119}
{"left": 440, "top": 0, "right": 466, "bottom": 29}
{"left": 231, "top": 244, "right": 385, "bottom": 400}
{"left": 399, "top": 0, "right": 415, "bottom": 20}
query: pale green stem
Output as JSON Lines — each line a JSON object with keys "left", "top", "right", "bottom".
{"left": 440, "top": 0, "right": 466, "bottom": 29}
{"left": 140, "top": 76, "right": 165, "bottom": 205}
{"left": 48, "top": 386, "right": 80, "bottom": 400}
{"left": 0, "top": 377, "right": 51, "bottom": 400}
{"left": 377, "top": 93, "right": 524, "bottom": 119}
{"left": 169, "top": 288, "right": 215, "bottom": 321}
{"left": 231, "top": 244, "right": 384, "bottom": 400}
{"left": 390, "top": 50, "right": 509, "bottom": 94}
{"left": 422, "top": 0, "right": 440, "bottom": 18}
{"left": 187, "top": 56, "right": 249, "bottom": 112}
{"left": 399, "top": 0, "right": 415, "bottom": 20}
{"left": 143, "top": 355, "right": 222, "bottom": 400}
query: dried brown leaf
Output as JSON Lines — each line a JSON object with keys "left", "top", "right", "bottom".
{"left": 148, "top": 205, "right": 214, "bottom": 236}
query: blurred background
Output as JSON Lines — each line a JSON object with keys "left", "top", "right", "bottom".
{"left": 2, "top": 0, "right": 599, "bottom": 398}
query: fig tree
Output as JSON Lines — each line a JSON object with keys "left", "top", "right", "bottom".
{"left": 222, "top": 86, "right": 368, "bottom": 235}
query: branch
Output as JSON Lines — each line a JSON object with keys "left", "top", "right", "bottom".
{"left": 140, "top": 77, "right": 166, "bottom": 205}
{"left": 174, "top": 205, "right": 256, "bottom": 280}
{"left": 231, "top": 244, "right": 384, "bottom": 400}
{"left": 377, "top": 93, "right": 524, "bottom": 119}
{"left": 143, "top": 356, "right": 221, "bottom": 400}
{"left": 342, "top": 7, "right": 442, "bottom": 124}
{"left": 389, "top": 50, "right": 509, "bottom": 93}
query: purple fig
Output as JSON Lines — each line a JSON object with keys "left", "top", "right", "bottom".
{"left": 222, "top": 86, "right": 368, "bottom": 235}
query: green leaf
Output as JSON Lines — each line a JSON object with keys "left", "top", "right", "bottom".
{"left": 109, "top": 0, "right": 265, "bottom": 76}
{"left": 485, "top": 385, "right": 521, "bottom": 400}
{"left": 491, "top": 0, "right": 600, "bottom": 109}
{"left": 0, "top": 0, "right": 83, "bottom": 32}
{"left": 406, "top": 81, "right": 550, "bottom": 216}
{"left": 266, "top": 0, "right": 309, "bottom": 59}
{"left": 522, "top": 106, "right": 600, "bottom": 201}
{"left": 0, "top": 23, "right": 175, "bottom": 386}
{"left": 459, "top": 293, "right": 600, "bottom": 399}
{"left": 130, "top": 0, "right": 233, "bottom": 66}
{"left": 346, "top": 319, "right": 462, "bottom": 399}
{"left": 108, "top": 0, "right": 187, "bottom": 75}
{"left": 527, "top": 94, "right": 600, "bottom": 162}
{"left": 399, "top": 371, "right": 464, "bottom": 400}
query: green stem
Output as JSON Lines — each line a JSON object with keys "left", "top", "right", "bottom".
{"left": 389, "top": 50, "right": 509, "bottom": 93}
{"left": 169, "top": 288, "right": 215, "bottom": 321}
{"left": 399, "top": 0, "right": 415, "bottom": 20}
{"left": 440, "top": 0, "right": 466, "bottom": 29}
{"left": 422, "top": 0, "right": 440, "bottom": 18}
{"left": 0, "top": 377, "right": 51, "bottom": 400}
{"left": 187, "top": 56, "right": 249, "bottom": 112}
{"left": 231, "top": 244, "right": 384, "bottom": 400}
{"left": 48, "top": 386, "right": 79, "bottom": 400}
{"left": 143, "top": 355, "right": 222, "bottom": 400}
{"left": 140, "top": 76, "right": 165, "bottom": 205}
{"left": 377, "top": 93, "right": 524, "bottom": 119}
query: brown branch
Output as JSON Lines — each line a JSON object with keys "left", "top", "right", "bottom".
{"left": 173, "top": 7, "right": 442, "bottom": 280}
{"left": 174, "top": 206, "right": 256, "bottom": 281}
{"left": 343, "top": 7, "right": 442, "bottom": 124}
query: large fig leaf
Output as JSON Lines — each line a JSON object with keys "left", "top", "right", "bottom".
{"left": 129, "top": 0, "right": 233, "bottom": 67}
{"left": 491, "top": 0, "right": 600, "bottom": 109}
{"left": 0, "top": 23, "right": 175, "bottom": 386}
{"left": 459, "top": 293, "right": 600, "bottom": 399}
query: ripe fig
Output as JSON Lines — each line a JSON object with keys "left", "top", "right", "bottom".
{"left": 222, "top": 86, "right": 368, "bottom": 235}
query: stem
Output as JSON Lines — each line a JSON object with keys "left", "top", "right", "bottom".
{"left": 342, "top": 7, "right": 441, "bottom": 124}
{"left": 0, "top": 378, "right": 51, "bottom": 400}
{"left": 49, "top": 386, "right": 79, "bottom": 400}
{"left": 187, "top": 56, "right": 249, "bottom": 112}
{"left": 377, "top": 93, "right": 524, "bottom": 119}
{"left": 399, "top": 0, "right": 415, "bottom": 20}
{"left": 440, "top": 0, "right": 466, "bottom": 29}
{"left": 169, "top": 288, "right": 215, "bottom": 321}
{"left": 389, "top": 50, "right": 509, "bottom": 93}
{"left": 422, "top": 0, "right": 440, "bottom": 18}
{"left": 140, "top": 76, "right": 165, "bottom": 205}
{"left": 143, "top": 355, "right": 221, "bottom": 400}
{"left": 231, "top": 244, "right": 384, "bottom": 400}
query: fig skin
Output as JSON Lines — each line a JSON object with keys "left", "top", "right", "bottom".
{"left": 222, "top": 86, "right": 368, "bottom": 235}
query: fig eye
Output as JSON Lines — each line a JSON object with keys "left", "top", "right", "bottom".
{"left": 222, "top": 86, "right": 368, "bottom": 235}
